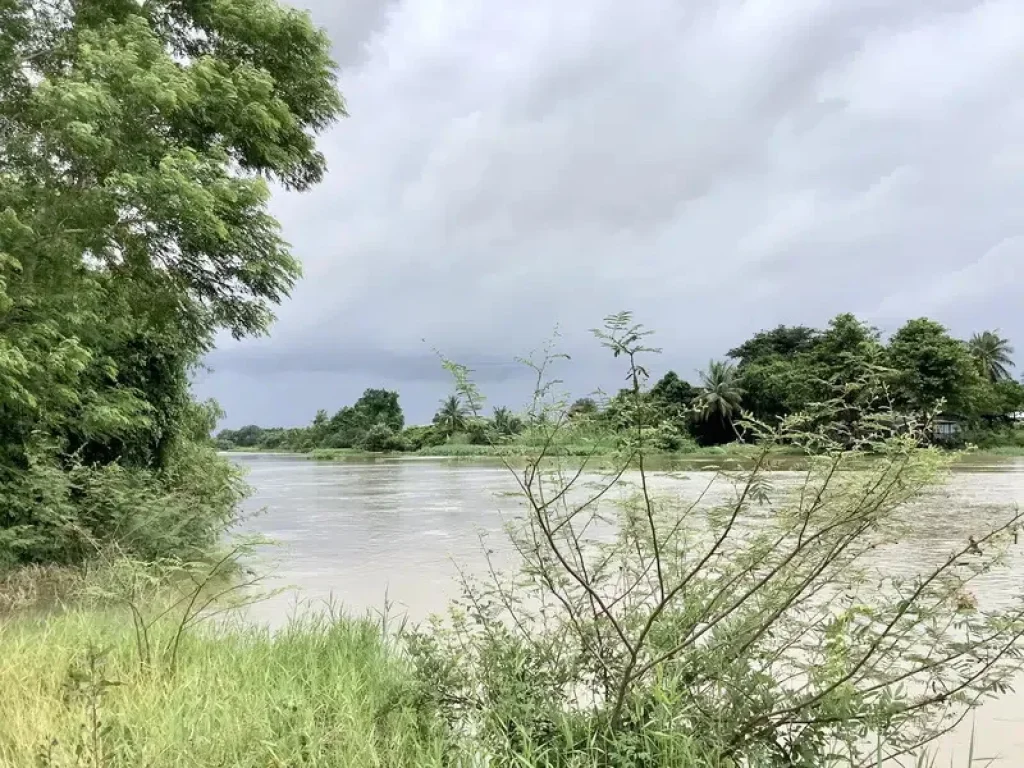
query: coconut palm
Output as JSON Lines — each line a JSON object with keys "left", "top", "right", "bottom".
{"left": 491, "top": 406, "right": 522, "bottom": 437}
{"left": 697, "top": 360, "right": 744, "bottom": 424}
{"left": 969, "top": 331, "right": 1015, "bottom": 382}
{"left": 434, "top": 395, "right": 468, "bottom": 437}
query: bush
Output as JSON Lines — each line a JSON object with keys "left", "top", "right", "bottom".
{"left": 401, "top": 425, "right": 445, "bottom": 451}
{"left": 411, "top": 313, "right": 1024, "bottom": 767}
{"left": 359, "top": 424, "right": 394, "bottom": 452}
{"left": 960, "top": 423, "right": 1024, "bottom": 450}
{"left": 0, "top": 406, "right": 246, "bottom": 569}
{"left": 465, "top": 418, "right": 494, "bottom": 445}
{"left": 358, "top": 424, "right": 409, "bottom": 453}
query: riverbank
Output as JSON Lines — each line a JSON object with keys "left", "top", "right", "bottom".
{"left": 222, "top": 442, "right": 1024, "bottom": 464}
{"left": 224, "top": 442, "right": 805, "bottom": 461}
{"left": 0, "top": 600, "right": 446, "bottom": 767}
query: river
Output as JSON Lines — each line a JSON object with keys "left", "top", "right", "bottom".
{"left": 231, "top": 453, "right": 1024, "bottom": 766}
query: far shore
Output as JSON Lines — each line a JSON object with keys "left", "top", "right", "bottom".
{"left": 219, "top": 444, "right": 1024, "bottom": 464}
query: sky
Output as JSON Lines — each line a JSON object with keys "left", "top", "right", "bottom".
{"left": 194, "top": 0, "right": 1024, "bottom": 429}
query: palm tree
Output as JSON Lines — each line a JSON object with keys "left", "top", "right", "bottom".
{"left": 491, "top": 406, "right": 522, "bottom": 437}
{"left": 434, "top": 395, "right": 468, "bottom": 437}
{"left": 697, "top": 360, "right": 743, "bottom": 425}
{"left": 969, "top": 331, "right": 1015, "bottom": 382}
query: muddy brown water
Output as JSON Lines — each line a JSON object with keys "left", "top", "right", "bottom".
{"left": 231, "top": 453, "right": 1024, "bottom": 766}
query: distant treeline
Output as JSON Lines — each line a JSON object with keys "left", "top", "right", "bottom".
{"left": 216, "top": 314, "right": 1024, "bottom": 453}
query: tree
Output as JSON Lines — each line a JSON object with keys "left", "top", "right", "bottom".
{"left": 359, "top": 423, "right": 405, "bottom": 452}
{"left": 491, "top": 406, "right": 523, "bottom": 437}
{"left": 736, "top": 356, "right": 814, "bottom": 423}
{"left": 321, "top": 389, "right": 404, "bottom": 448}
{"left": 808, "top": 313, "right": 887, "bottom": 387}
{"left": 0, "top": 0, "right": 343, "bottom": 565}
{"left": 434, "top": 395, "right": 468, "bottom": 438}
{"left": 969, "top": 331, "right": 1016, "bottom": 383}
{"left": 696, "top": 360, "right": 743, "bottom": 442}
{"left": 649, "top": 371, "right": 698, "bottom": 413}
{"left": 351, "top": 389, "right": 404, "bottom": 432}
{"left": 727, "top": 325, "right": 820, "bottom": 367}
{"left": 568, "top": 398, "right": 599, "bottom": 420}
{"left": 888, "top": 318, "right": 982, "bottom": 417}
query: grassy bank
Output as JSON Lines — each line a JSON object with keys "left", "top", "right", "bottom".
{"left": 0, "top": 604, "right": 445, "bottom": 767}
{"left": 231, "top": 442, "right": 1024, "bottom": 464}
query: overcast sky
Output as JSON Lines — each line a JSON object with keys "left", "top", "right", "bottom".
{"left": 195, "top": 0, "right": 1024, "bottom": 429}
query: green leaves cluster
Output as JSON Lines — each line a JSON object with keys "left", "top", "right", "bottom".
{"left": 731, "top": 315, "right": 1022, "bottom": 431}
{"left": 1, "top": 0, "right": 342, "bottom": 565}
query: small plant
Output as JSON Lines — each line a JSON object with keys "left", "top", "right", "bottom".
{"left": 52, "top": 645, "right": 122, "bottom": 768}
{"left": 77, "top": 544, "right": 272, "bottom": 674}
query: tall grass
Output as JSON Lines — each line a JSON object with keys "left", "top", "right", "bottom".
{"left": 0, "top": 604, "right": 446, "bottom": 767}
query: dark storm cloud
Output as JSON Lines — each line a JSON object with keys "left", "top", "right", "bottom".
{"left": 197, "top": 0, "right": 1024, "bottom": 427}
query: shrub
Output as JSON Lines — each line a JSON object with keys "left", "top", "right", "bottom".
{"left": 360, "top": 424, "right": 395, "bottom": 452}
{"left": 358, "top": 424, "right": 409, "bottom": 453}
{"left": 411, "top": 313, "right": 1024, "bottom": 767}
{"left": 0, "top": 406, "right": 246, "bottom": 569}
{"left": 402, "top": 425, "right": 445, "bottom": 451}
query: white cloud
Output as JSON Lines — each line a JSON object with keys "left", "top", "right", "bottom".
{"left": 199, "top": 0, "right": 1024, "bottom": 426}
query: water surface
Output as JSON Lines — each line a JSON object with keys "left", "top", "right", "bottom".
{"left": 233, "top": 453, "right": 1024, "bottom": 765}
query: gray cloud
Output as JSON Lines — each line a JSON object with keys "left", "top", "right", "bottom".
{"left": 198, "top": 0, "right": 1024, "bottom": 427}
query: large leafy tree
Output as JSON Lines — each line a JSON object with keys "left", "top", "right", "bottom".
{"left": 727, "top": 317, "right": 883, "bottom": 425}
{"left": 649, "top": 371, "right": 698, "bottom": 415}
{"left": 969, "top": 331, "right": 1015, "bottom": 383}
{"left": 325, "top": 389, "right": 404, "bottom": 448}
{"left": 888, "top": 319, "right": 982, "bottom": 417}
{"left": 0, "top": 0, "right": 342, "bottom": 564}
{"left": 726, "top": 325, "right": 820, "bottom": 368}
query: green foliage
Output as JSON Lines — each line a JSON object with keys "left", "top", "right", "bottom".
{"left": 359, "top": 423, "right": 407, "bottom": 453}
{"left": 969, "top": 330, "right": 1016, "bottom": 383}
{"left": 327, "top": 388, "right": 406, "bottom": 448}
{"left": 225, "top": 315, "right": 1023, "bottom": 458}
{"left": 401, "top": 424, "right": 446, "bottom": 451}
{"left": 889, "top": 318, "right": 982, "bottom": 416}
{"left": 217, "top": 388, "right": 406, "bottom": 452}
{"left": 693, "top": 360, "right": 743, "bottom": 445}
{"left": 727, "top": 324, "right": 820, "bottom": 366}
{"left": 568, "top": 397, "right": 599, "bottom": 420}
{"left": 433, "top": 395, "right": 469, "bottom": 439}
{"left": 649, "top": 370, "right": 698, "bottom": 415}
{"left": 0, "top": 0, "right": 343, "bottom": 565}
{"left": 491, "top": 406, "right": 525, "bottom": 438}
{"left": 0, "top": 593, "right": 445, "bottom": 766}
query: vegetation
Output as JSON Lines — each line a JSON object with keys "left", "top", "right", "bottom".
{"left": 0, "top": 0, "right": 343, "bottom": 567}
{"left": 7, "top": 314, "right": 1024, "bottom": 766}
{"left": 0, "top": 594, "right": 445, "bottom": 766}
{"left": 969, "top": 331, "right": 1015, "bottom": 383}
{"left": 4, "top": 0, "right": 1024, "bottom": 764}
{"left": 2, "top": 320, "right": 1021, "bottom": 768}
{"left": 403, "top": 313, "right": 1024, "bottom": 766}
{"left": 218, "top": 315, "right": 1024, "bottom": 457}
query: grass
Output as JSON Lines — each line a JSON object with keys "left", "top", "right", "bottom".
{"left": 302, "top": 438, "right": 807, "bottom": 461}
{"left": 0, "top": 552, "right": 1002, "bottom": 767}
{"left": 0, "top": 603, "right": 446, "bottom": 767}
{"left": 965, "top": 444, "right": 1024, "bottom": 457}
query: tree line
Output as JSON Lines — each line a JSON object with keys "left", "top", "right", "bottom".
{"left": 217, "top": 313, "right": 1024, "bottom": 453}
